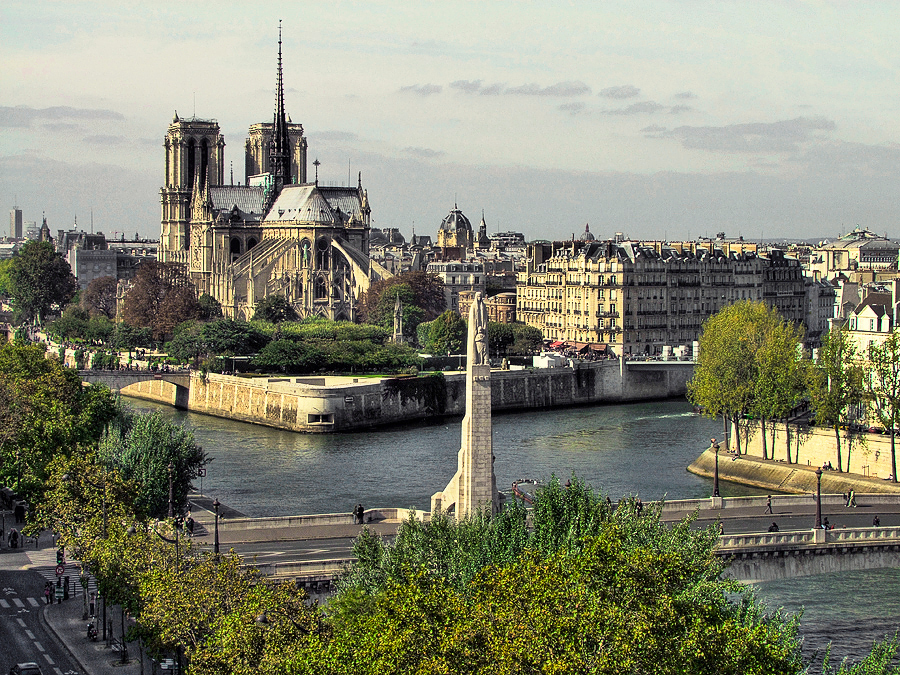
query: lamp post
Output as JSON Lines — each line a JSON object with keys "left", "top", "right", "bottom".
{"left": 213, "top": 498, "right": 220, "bottom": 555}
{"left": 167, "top": 462, "right": 174, "bottom": 519}
{"left": 815, "top": 467, "right": 823, "bottom": 529}
{"left": 711, "top": 438, "right": 721, "bottom": 498}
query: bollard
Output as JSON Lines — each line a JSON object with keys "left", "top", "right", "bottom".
{"left": 64, "top": 575, "right": 70, "bottom": 600}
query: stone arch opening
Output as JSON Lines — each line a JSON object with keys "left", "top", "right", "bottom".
{"left": 247, "top": 237, "right": 258, "bottom": 250}
{"left": 230, "top": 237, "right": 242, "bottom": 261}
{"left": 186, "top": 138, "right": 196, "bottom": 189}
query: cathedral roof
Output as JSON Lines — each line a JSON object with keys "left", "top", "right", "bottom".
{"left": 264, "top": 185, "right": 337, "bottom": 224}
{"left": 210, "top": 186, "right": 265, "bottom": 220}
{"left": 319, "top": 186, "right": 365, "bottom": 224}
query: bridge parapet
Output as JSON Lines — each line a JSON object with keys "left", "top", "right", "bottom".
{"left": 717, "top": 526, "right": 900, "bottom": 553}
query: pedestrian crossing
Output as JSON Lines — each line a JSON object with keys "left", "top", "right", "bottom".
{"left": 25, "top": 550, "right": 100, "bottom": 603}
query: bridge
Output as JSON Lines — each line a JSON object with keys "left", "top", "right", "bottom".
{"left": 79, "top": 370, "right": 193, "bottom": 406}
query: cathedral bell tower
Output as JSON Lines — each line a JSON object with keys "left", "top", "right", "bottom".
{"left": 159, "top": 114, "right": 224, "bottom": 264}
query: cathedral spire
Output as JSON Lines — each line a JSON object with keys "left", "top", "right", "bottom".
{"left": 269, "top": 20, "right": 292, "bottom": 193}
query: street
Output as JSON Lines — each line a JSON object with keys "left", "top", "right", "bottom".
{"left": 0, "top": 568, "right": 81, "bottom": 675}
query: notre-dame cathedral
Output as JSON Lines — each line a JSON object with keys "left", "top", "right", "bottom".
{"left": 158, "top": 26, "right": 377, "bottom": 321}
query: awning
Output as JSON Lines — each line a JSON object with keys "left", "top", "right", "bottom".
{"left": 549, "top": 341, "right": 565, "bottom": 348}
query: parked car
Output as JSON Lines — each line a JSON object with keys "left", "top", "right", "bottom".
{"left": 9, "top": 664, "right": 43, "bottom": 675}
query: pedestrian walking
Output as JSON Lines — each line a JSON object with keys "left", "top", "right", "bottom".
{"left": 765, "top": 495, "right": 773, "bottom": 514}
{"left": 768, "top": 522, "right": 779, "bottom": 532}
{"left": 873, "top": 515, "right": 881, "bottom": 527}
{"left": 43, "top": 583, "right": 51, "bottom": 605}
{"left": 718, "top": 522, "right": 725, "bottom": 535}
{"left": 353, "top": 503, "right": 365, "bottom": 525}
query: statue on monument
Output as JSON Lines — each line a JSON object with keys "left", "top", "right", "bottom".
{"left": 393, "top": 293, "right": 403, "bottom": 343}
{"left": 468, "top": 291, "right": 488, "bottom": 366}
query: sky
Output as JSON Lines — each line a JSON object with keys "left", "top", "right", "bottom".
{"left": 2, "top": 1, "right": 900, "bottom": 243}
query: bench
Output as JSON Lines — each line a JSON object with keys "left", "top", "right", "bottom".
{"left": 109, "top": 638, "right": 126, "bottom": 657}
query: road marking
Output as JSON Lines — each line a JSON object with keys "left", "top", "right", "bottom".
{"left": 53, "top": 669, "right": 63, "bottom": 675}
{"left": 34, "top": 640, "right": 45, "bottom": 652}
{"left": 0, "top": 599, "right": 9, "bottom": 608}
{"left": 27, "top": 597, "right": 39, "bottom": 607}
{"left": 16, "top": 618, "right": 25, "bottom": 627}
{"left": 25, "top": 629, "right": 35, "bottom": 639}
{"left": 12, "top": 598, "right": 24, "bottom": 608}
{"left": 43, "top": 654, "right": 55, "bottom": 665}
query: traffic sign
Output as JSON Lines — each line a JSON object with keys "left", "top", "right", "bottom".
{"left": 55, "top": 564, "right": 64, "bottom": 576}
{"left": 198, "top": 468, "right": 207, "bottom": 477}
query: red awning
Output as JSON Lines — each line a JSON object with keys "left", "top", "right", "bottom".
{"left": 549, "top": 341, "right": 564, "bottom": 348}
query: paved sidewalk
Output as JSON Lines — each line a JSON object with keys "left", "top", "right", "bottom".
{"left": 42, "top": 593, "right": 146, "bottom": 675}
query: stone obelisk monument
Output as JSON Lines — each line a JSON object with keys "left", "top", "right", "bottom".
{"left": 431, "top": 292, "right": 499, "bottom": 517}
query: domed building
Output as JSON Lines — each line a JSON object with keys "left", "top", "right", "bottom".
{"left": 580, "top": 223, "right": 595, "bottom": 241}
{"left": 436, "top": 204, "right": 473, "bottom": 250}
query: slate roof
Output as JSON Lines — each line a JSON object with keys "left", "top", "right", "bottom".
{"left": 265, "top": 185, "right": 337, "bottom": 224}
{"left": 209, "top": 186, "right": 265, "bottom": 220}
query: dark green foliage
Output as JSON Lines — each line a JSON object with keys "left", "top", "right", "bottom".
{"left": 197, "top": 293, "right": 223, "bottom": 320}
{"left": 99, "top": 410, "right": 207, "bottom": 518}
{"left": 360, "top": 271, "right": 445, "bottom": 337}
{"left": 112, "top": 323, "right": 153, "bottom": 350}
{"left": 7, "top": 240, "right": 78, "bottom": 324}
{"left": 252, "top": 338, "right": 420, "bottom": 374}
{"left": 252, "top": 294, "right": 298, "bottom": 323}
{"left": 419, "top": 310, "right": 466, "bottom": 354}
{"left": 165, "top": 318, "right": 269, "bottom": 363}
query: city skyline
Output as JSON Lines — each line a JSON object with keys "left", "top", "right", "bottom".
{"left": 2, "top": 1, "right": 900, "bottom": 242}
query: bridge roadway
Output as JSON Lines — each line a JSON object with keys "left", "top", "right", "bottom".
{"left": 181, "top": 493, "right": 900, "bottom": 587}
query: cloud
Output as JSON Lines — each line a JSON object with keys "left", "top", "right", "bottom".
{"left": 402, "top": 146, "right": 445, "bottom": 159}
{"left": 450, "top": 80, "right": 588, "bottom": 96}
{"left": 0, "top": 105, "right": 124, "bottom": 127}
{"left": 449, "top": 80, "right": 484, "bottom": 94}
{"left": 559, "top": 102, "right": 585, "bottom": 114}
{"left": 41, "top": 122, "right": 82, "bottom": 133}
{"left": 83, "top": 135, "right": 127, "bottom": 145}
{"left": 400, "top": 83, "right": 443, "bottom": 96}
{"left": 669, "top": 105, "right": 694, "bottom": 114}
{"left": 599, "top": 85, "right": 640, "bottom": 99}
{"left": 641, "top": 125, "right": 668, "bottom": 134}
{"left": 603, "top": 101, "right": 665, "bottom": 115}
{"left": 673, "top": 91, "right": 697, "bottom": 100}
{"left": 506, "top": 81, "right": 590, "bottom": 96}
{"left": 661, "top": 117, "right": 836, "bottom": 152}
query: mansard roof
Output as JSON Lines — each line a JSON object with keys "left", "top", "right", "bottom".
{"left": 264, "top": 184, "right": 337, "bottom": 225}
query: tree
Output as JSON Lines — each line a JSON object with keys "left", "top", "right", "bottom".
{"left": 688, "top": 301, "right": 779, "bottom": 453}
{"left": 330, "top": 478, "right": 804, "bottom": 674}
{"left": 867, "top": 332, "right": 900, "bottom": 482}
{"left": 198, "top": 293, "right": 223, "bottom": 321}
{"left": 122, "top": 261, "right": 200, "bottom": 341}
{"left": 807, "top": 327, "right": 865, "bottom": 472}
{"left": 0, "top": 341, "right": 118, "bottom": 502}
{"left": 421, "top": 310, "right": 466, "bottom": 354}
{"left": 0, "top": 258, "right": 12, "bottom": 299}
{"left": 99, "top": 410, "right": 208, "bottom": 518}
{"left": 252, "top": 295, "right": 297, "bottom": 324}
{"left": 82, "top": 275, "right": 119, "bottom": 319}
{"left": 360, "top": 271, "right": 445, "bottom": 331}
{"left": 165, "top": 319, "right": 269, "bottom": 364}
{"left": 751, "top": 315, "right": 807, "bottom": 461}
{"left": 7, "top": 240, "right": 78, "bottom": 324}
{"left": 508, "top": 321, "right": 543, "bottom": 355}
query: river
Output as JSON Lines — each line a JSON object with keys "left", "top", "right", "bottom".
{"left": 125, "top": 395, "right": 900, "bottom": 667}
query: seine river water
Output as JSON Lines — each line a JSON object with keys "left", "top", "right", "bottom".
{"left": 126, "top": 395, "right": 900, "bottom": 666}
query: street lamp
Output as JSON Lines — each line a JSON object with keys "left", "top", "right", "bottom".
{"left": 213, "top": 498, "right": 220, "bottom": 555}
{"left": 711, "top": 438, "right": 721, "bottom": 498}
{"left": 815, "top": 467, "right": 823, "bottom": 529}
{"left": 167, "top": 462, "right": 174, "bottom": 519}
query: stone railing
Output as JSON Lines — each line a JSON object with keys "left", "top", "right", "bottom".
{"left": 717, "top": 526, "right": 900, "bottom": 552}
{"left": 218, "top": 508, "right": 428, "bottom": 532}
{"left": 661, "top": 493, "right": 900, "bottom": 514}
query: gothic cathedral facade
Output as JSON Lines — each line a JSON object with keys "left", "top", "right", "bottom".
{"left": 158, "top": 26, "right": 374, "bottom": 322}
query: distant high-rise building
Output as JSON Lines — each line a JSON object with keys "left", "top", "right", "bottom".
{"left": 23, "top": 221, "right": 38, "bottom": 240}
{"left": 9, "top": 208, "right": 22, "bottom": 239}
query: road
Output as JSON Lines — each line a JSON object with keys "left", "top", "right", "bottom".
{"left": 0, "top": 569, "right": 82, "bottom": 675}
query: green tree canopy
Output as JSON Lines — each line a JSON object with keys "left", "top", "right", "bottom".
{"left": 0, "top": 340, "right": 118, "bottom": 502}
{"left": 252, "top": 294, "right": 298, "bottom": 323}
{"left": 420, "top": 310, "right": 466, "bottom": 354}
{"left": 360, "top": 271, "right": 445, "bottom": 336}
{"left": 7, "top": 240, "right": 78, "bottom": 324}
{"left": 99, "top": 410, "right": 208, "bottom": 518}
{"left": 198, "top": 293, "right": 223, "bottom": 321}
{"left": 807, "top": 327, "right": 865, "bottom": 472}
{"left": 166, "top": 318, "right": 269, "bottom": 363}
{"left": 868, "top": 332, "right": 900, "bottom": 482}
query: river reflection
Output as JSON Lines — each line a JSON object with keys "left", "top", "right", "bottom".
{"left": 125, "top": 395, "right": 899, "bottom": 666}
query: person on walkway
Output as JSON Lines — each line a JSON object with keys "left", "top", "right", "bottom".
{"left": 765, "top": 495, "right": 773, "bottom": 514}
{"left": 847, "top": 490, "right": 857, "bottom": 507}
{"left": 823, "top": 517, "right": 830, "bottom": 530}
{"left": 718, "top": 522, "right": 725, "bottom": 535}
{"left": 353, "top": 504, "right": 365, "bottom": 525}
{"left": 43, "top": 582, "right": 51, "bottom": 605}
{"left": 8, "top": 528, "right": 17, "bottom": 548}
{"left": 768, "top": 522, "right": 779, "bottom": 532}
{"left": 873, "top": 515, "right": 881, "bottom": 527}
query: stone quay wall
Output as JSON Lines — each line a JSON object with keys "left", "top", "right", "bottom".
{"left": 120, "top": 360, "right": 693, "bottom": 433}
{"left": 735, "top": 421, "right": 899, "bottom": 480}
